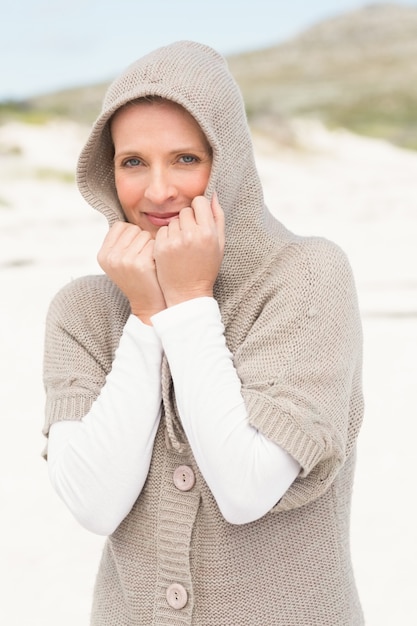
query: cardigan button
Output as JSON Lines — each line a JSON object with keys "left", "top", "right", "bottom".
{"left": 166, "top": 583, "right": 188, "bottom": 609}
{"left": 173, "top": 465, "right": 195, "bottom": 492}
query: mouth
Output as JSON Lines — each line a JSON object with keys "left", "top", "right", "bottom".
{"left": 144, "top": 212, "right": 180, "bottom": 227}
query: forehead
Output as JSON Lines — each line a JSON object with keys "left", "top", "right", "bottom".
{"left": 110, "top": 100, "right": 209, "bottom": 146}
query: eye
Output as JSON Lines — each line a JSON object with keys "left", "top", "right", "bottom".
{"left": 178, "top": 155, "right": 199, "bottom": 164}
{"left": 123, "top": 157, "right": 142, "bottom": 167}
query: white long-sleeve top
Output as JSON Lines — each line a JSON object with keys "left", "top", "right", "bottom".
{"left": 48, "top": 297, "right": 300, "bottom": 534}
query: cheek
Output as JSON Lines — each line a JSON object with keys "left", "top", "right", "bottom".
{"left": 115, "top": 175, "right": 143, "bottom": 207}
{"left": 187, "top": 168, "right": 211, "bottom": 195}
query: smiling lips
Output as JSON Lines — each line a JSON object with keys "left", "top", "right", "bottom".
{"left": 145, "top": 212, "right": 180, "bottom": 227}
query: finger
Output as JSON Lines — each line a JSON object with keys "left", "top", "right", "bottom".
{"left": 98, "top": 223, "right": 128, "bottom": 268}
{"left": 153, "top": 225, "right": 169, "bottom": 250}
{"left": 101, "top": 222, "right": 141, "bottom": 251}
{"left": 134, "top": 238, "right": 157, "bottom": 270}
{"left": 211, "top": 191, "right": 225, "bottom": 250}
{"left": 142, "top": 238, "right": 155, "bottom": 258}
{"left": 190, "top": 195, "right": 213, "bottom": 227}
{"left": 117, "top": 233, "right": 154, "bottom": 267}
{"left": 211, "top": 191, "right": 223, "bottom": 222}
{"left": 177, "top": 206, "right": 195, "bottom": 230}
{"left": 99, "top": 225, "right": 151, "bottom": 270}
{"left": 115, "top": 225, "right": 149, "bottom": 251}
{"left": 100, "top": 221, "right": 127, "bottom": 249}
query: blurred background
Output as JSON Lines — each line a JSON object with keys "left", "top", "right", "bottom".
{"left": 1, "top": 1, "right": 416, "bottom": 624}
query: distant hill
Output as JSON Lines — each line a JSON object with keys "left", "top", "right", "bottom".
{"left": 228, "top": 3, "right": 417, "bottom": 150}
{"left": 0, "top": 82, "right": 109, "bottom": 126}
{"left": 2, "top": 3, "right": 417, "bottom": 149}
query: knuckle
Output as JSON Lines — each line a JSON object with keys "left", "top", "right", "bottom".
{"left": 199, "top": 226, "right": 215, "bottom": 244}
{"left": 139, "top": 229, "right": 151, "bottom": 242}
{"left": 182, "top": 230, "right": 194, "bottom": 246}
{"left": 107, "top": 250, "right": 126, "bottom": 269}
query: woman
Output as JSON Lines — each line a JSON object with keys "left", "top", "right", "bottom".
{"left": 43, "top": 41, "right": 364, "bottom": 625}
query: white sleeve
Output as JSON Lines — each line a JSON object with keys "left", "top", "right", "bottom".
{"left": 47, "top": 315, "right": 163, "bottom": 536}
{"left": 151, "top": 297, "right": 301, "bottom": 525}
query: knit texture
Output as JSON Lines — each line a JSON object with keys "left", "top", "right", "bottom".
{"left": 43, "top": 41, "right": 364, "bottom": 624}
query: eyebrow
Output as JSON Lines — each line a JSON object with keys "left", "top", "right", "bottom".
{"left": 115, "top": 146, "right": 210, "bottom": 156}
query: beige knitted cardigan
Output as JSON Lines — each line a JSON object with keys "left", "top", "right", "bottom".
{"left": 43, "top": 41, "right": 364, "bottom": 625}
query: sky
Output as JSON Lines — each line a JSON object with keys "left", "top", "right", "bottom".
{"left": 1, "top": 0, "right": 416, "bottom": 101}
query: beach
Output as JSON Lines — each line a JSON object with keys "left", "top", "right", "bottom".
{"left": 1, "top": 118, "right": 416, "bottom": 625}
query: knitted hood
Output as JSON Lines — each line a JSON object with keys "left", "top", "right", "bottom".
{"left": 77, "top": 40, "right": 290, "bottom": 306}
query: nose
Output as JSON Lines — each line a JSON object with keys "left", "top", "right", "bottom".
{"left": 144, "top": 167, "right": 177, "bottom": 205}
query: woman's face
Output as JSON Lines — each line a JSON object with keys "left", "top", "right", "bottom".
{"left": 111, "top": 100, "right": 212, "bottom": 238}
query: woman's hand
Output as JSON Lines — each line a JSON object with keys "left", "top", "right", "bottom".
{"left": 97, "top": 222, "right": 166, "bottom": 324}
{"left": 153, "top": 194, "right": 225, "bottom": 307}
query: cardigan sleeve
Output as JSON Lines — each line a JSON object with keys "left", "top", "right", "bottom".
{"left": 42, "top": 274, "right": 131, "bottom": 446}
{"left": 46, "top": 314, "right": 163, "bottom": 535}
{"left": 231, "top": 237, "right": 364, "bottom": 511}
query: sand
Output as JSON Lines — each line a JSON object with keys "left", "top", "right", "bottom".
{"left": 0, "top": 118, "right": 416, "bottom": 625}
